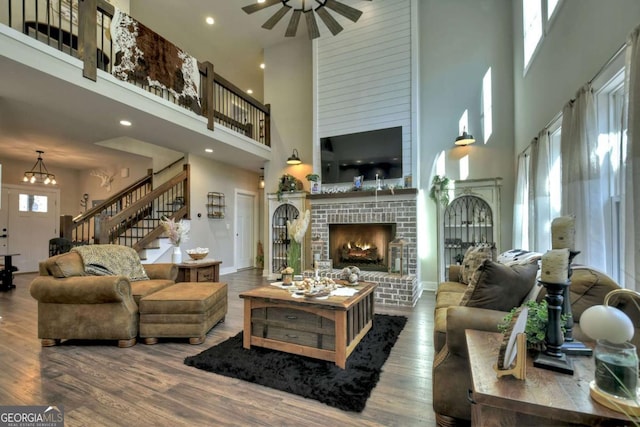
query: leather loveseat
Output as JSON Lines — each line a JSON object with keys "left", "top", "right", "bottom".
{"left": 432, "top": 263, "right": 622, "bottom": 426}
{"left": 30, "top": 248, "right": 177, "bottom": 348}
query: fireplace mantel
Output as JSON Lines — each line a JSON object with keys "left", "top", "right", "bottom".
{"left": 308, "top": 188, "right": 417, "bottom": 201}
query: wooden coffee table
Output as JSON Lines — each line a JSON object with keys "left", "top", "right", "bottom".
{"left": 239, "top": 282, "right": 376, "bottom": 368}
{"left": 466, "top": 330, "right": 632, "bottom": 426}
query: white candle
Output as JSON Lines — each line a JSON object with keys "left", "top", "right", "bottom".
{"left": 395, "top": 258, "right": 401, "bottom": 272}
{"left": 551, "top": 216, "right": 576, "bottom": 251}
{"left": 541, "top": 248, "right": 570, "bottom": 283}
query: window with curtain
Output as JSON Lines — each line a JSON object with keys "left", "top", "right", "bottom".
{"left": 595, "top": 70, "right": 625, "bottom": 282}
{"left": 513, "top": 151, "right": 531, "bottom": 249}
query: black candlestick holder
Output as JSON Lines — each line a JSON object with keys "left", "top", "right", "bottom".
{"left": 533, "top": 279, "right": 574, "bottom": 375}
{"left": 560, "top": 250, "right": 593, "bottom": 356}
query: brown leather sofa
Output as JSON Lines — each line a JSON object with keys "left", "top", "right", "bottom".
{"left": 30, "top": 250, "right": 177, "bottom": 348}
{"left": 432, "top": 264, "right": 622, "bottom": 426}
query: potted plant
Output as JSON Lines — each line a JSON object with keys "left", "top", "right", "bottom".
{"left": 498, "top": 300, "right": 569, "bottom": 351}
{"left": 306, "top": 173, "right": 321, "bottom": 194}
{"left": 277, "top": 174, "right": 302, "bottom": 200}
{"left": 429, "top": 175, "right": 450, "bottom": 206}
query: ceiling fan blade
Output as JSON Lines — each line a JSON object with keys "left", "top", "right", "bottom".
{"left": 262, "top": 5, "right": 291, "bottom": 29}
{"left": 324, "top": 0, "right": 363, "bottom": 22}
{"left": 285, "top": 9, "right": 302, "bottom": 37}
{"left": 315, "top": 6, "right": 342, "bottom": 36}
{"left": 242, "top": 0, "right": 282, "bottom": 15}
{"left": 305, "top": 10, "right": 320, "bottom": 39}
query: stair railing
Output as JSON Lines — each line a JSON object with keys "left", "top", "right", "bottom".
{"left": 96, "top": 164, "right": 190, "bottom": 252}
{"left": 61, "top": 169, "right": 154, "bottom": 245}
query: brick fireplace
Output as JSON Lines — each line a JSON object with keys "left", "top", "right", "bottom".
{"left": 309, "top": 189, "right": 420, "bottom": 306}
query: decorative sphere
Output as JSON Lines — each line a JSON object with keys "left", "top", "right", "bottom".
{"left": 580, "top": 305, "right": 634, "bottom": 344}
{"left": 349, "top": 273, "right": 359, "bottom": 283}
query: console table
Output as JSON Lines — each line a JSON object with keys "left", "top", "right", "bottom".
{"left": 176, "top": 260, "right": 221, "bottom": 283}
{"left": 466, "top": 330, "right": 631, "bottom": 426}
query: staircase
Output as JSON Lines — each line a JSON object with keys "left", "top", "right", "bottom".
{"left": 60, "top": 165, "right": 190, "bottom": 262}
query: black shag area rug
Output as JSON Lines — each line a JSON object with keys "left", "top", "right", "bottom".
{"left": 184, "top": 314, "right": 407, "bottom": 412}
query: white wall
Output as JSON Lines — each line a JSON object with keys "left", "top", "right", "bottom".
{"left": 262, "top": 37, "right": 313, "bottom": 275}
{"left": 513, "top": 0, "right": 640, "bottom": 154}
{"left": 316, "top": 0, "right": 413, "bottom": 182}
{"left": 0, "top": 156, "right": 80, "bottom": 215}
{"left": 418, "top": 0, "right": 515, "bottom": 285}
{"left": 176, "top": 154, "right": 260, "bottom": 274}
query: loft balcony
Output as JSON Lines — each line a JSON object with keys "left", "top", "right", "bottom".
{"left": 0, "top": 0, "right": 271, "bottom": 171}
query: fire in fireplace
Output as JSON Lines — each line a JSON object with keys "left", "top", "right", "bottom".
{"left": 329, "top": 223, "right": 395, "bottom": 271}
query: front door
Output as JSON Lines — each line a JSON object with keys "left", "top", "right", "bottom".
{"left": 1, "top": 185, "right": 59, "bottom": 272}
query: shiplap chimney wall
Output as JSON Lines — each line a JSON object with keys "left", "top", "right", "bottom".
{"left": 315, "top": 0, "right": 413, "bottom": 181}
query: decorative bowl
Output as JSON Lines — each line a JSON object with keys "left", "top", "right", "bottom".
{"left": 186, "top": 248, "right": 209, "bottom": 260}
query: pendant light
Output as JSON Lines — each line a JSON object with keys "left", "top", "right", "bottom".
{"left": 23, "top": 150, "right": 57, "bottom": 185}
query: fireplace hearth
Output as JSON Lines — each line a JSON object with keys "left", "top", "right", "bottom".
{"left": 329, "top": 223, "right": 395, "bottom": 271}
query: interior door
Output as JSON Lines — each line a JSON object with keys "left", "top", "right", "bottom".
{"left": 236, "top": 192, "right": 255, "bottom": 270}
{"left": 2, "top": 185, "right": 59, "bottom": 272}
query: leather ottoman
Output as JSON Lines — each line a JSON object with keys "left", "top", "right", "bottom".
{"left": 139, "top": 282, "right": 227, "bottom": 345}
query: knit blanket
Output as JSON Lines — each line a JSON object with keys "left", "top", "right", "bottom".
{"left": 72, "top": 245, "right": 149, "bottom": 281}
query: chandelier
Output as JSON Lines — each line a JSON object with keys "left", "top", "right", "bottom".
{"left": 23, "top": 150, "right": 57, "bottom": 185}
{"left": 242, "top": 0, "right": 369, "bottom": 40}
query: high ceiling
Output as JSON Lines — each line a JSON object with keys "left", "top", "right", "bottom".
{"left": 0, "top": 0, "right": 367, "bottom": 172}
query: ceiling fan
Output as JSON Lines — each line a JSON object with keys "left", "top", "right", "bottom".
{"left": 242, "top": 0, "right": 371, "bottom": 40}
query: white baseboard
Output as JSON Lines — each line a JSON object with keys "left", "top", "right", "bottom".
{"left": 422, "top": 280, "right": 437, "bottom": 292}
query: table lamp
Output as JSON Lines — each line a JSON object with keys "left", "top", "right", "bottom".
{"left": 580, "top": 289, "right": 640, "bottom": 415}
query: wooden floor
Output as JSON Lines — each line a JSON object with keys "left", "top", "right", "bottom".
{"left": 0, "top": 270, "right": 436, "bottom": 426}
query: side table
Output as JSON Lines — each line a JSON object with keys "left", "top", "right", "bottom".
{"left": 466, "top": 330, "right": 631, "bottom": 426}
{"left": 0, "top": 253, "right": 19, "bottom": 291}
{"left": 176, "top": 260, "right": 221, "bottom": 283}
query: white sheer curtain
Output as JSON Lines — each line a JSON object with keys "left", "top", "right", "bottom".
{"left": 622, "top": 26, "right": 640, "bottom": 290}
{"left": 513, "top": 150, "right": 530, "bottom": 250}
{"left": 560, "top": 84, "right": 607, "bottom": 270}
{"left": 529, "top": 130, "right": 552, "bottom": 252}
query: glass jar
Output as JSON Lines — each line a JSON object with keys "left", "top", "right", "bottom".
{"left": 594, "top": 340, "right": 639, "bottom": 399}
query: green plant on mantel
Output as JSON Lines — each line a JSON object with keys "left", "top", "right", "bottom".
{"left": 429, "top": 175, "right": 450, "bottom": 206}
{"left": 277, "top": 174, "right": 302, "bottom": 201}
{"left": 306, "top": 173, "right": 319, "bottom": 182}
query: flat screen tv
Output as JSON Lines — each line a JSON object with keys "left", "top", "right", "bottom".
{"left": 320, "top": 126, "right": 403, "bottom": 184}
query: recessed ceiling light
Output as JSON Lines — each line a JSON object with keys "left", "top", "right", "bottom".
{"left": 205, "top": 148, "right": 213, "bottom": 153}
{"left": 247, "top": 89, "right": 253, "bottom": 94}
{"left": 260, "top": 63, "right": 265, "bottom": 69}
{"left": 120, "top": 120, "right": 132, "bottom": 126}
{"left": 258, "top": 0, "right": 266, "bottom": 3}
{"left": 206, "top": 16, "right": 214, "bottom": 25}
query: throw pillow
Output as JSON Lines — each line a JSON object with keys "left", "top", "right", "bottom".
{"left": 44, "top": 251, "right": 85, "bottom": 278}
{"left": 459, "top": 260, "right": 539, "bottom": 311}
{"left": 459, "top": 244, "right": 496, "bottom": 284}
{"left": 497, "top": 249, "right": 542, "bottom": 266}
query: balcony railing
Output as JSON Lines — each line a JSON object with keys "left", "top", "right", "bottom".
{"left": 0, "top": 0, "right": 270, "bottom": 147}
